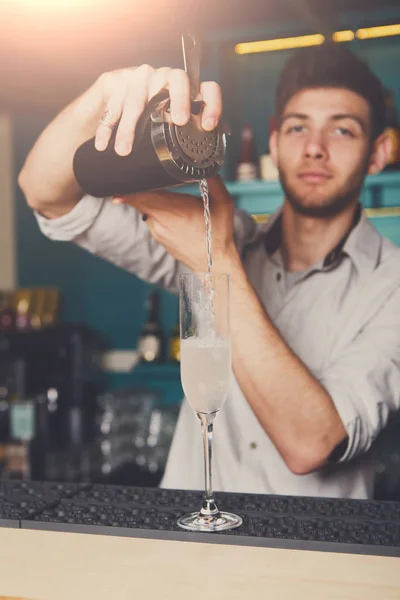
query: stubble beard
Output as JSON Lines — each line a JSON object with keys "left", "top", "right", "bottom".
{"left": 278, "top": 158, "right": 369, "bottom": 219}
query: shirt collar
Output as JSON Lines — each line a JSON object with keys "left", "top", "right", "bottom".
{"left": 264, "top": 209, "right": 283, "bottom": 256}
{"left": 342, "top": 209, "right": 382, "bottom": 274}
{"left": 264, "top": 203, "right": 381, "bottom": 274}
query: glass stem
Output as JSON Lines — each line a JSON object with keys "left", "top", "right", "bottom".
{"left": 198, "top": 411, "right": 219, "bottom": 517}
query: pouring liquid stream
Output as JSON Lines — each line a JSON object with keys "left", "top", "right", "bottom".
{"left": 199, "top": 178, "right": 216, "bottom": 333}
{"left": 199, "top": 178, "right": 213, "bottom": 275}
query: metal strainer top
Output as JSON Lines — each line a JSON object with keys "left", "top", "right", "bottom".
{"left": 173, "top": 120, "right": 220, "bottom": 166}
{"left": 150, "top": 34, "right": 227, "bottom": 182}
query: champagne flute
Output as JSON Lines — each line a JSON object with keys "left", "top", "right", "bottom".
{"left": 177, "top": 272, "right": 242, "bottom": 532}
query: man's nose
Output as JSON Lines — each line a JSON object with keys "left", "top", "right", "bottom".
{"left": 304, "top": 132, "right": 327, "bottom": 160}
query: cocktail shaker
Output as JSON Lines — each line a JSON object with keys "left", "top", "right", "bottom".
{"left": 72, "top": 35, "right": 227, "bottom": 197}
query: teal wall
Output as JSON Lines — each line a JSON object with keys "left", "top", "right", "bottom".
{"left": 14, "top": 13, "right": 400, "bottom": 366}
{"left": 219, "top": 35, "right": 400, "bottom": 177}
{"left": 13, "top": 87, "right": 180, "bottom": 355}
{"left": 14, "top": 129, "right": 179, "bottom": 350}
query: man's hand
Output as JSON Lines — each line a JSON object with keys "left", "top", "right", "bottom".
{"left": 113, "top": 176, "right": 237, "bottom": 272}
{"left": 95, "top": 65, "right": 223, "bottom": 156}
{"left": 19, "top": 63, "right": 223, "bottom": 217}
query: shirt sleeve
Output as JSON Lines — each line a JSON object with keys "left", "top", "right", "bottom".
{"left": 34, "top": 195, "right": 257, "bottom": 294}
{"left": 35, "top": 194, "right": 187, "bottom": 293}
{"left": 319, "top": 283, "right": 400, "bottom": 463}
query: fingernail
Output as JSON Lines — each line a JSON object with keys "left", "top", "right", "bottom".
{"left": 115, "top": 142, "right": 131, "bottom": 156}
{"left": 142, "top": 214, "right": 148, "bottom": 222}
{"left": 112, "top": 198, "right": 123, "bottom": 205}
{"left": 173, "top": 112, "right": 189, "bottom": 126}
{"left": 203, "top": 118, "right": 216, "bottom": 131}
{"left": 95, "top": 139, "right": 107, "bottom": 151}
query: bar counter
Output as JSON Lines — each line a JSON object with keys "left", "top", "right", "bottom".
{"left": 0, "top": 480, "right": 399, "bottom": 599}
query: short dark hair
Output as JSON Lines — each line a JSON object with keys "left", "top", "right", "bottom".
{"left": 276, "top": 42, "right": 386, "bottom": 140}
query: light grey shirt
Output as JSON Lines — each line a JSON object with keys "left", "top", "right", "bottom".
{"left": 35, "top": 195, "right": 400, "bottom": 499}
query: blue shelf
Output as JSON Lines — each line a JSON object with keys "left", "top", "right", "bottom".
{"left": 177, "top": 170, "right": 400, "bottom": 213}
{"left": 226, "top": 171, "right": 400, "bottom": 194}
{"left": 177, "top": 180, "right": 281, "bottom": 197}
{"left": 179, "top": 171, "right": 400, "bottom": 195}
{"left": 365, "top": 171, "right": 400, "bottom": 187}
{"left": 177, "top": 170, "right": 400, "bottom": 245}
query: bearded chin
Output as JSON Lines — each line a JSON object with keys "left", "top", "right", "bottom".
{"left": 278, "top": 164, "right": 368, "bottom": 219}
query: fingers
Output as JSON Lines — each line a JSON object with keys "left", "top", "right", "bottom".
{"left": 167, "top": 69, "right": 191, "bottom": 126}
{"left": 200, "top": 81, "right": 223, "bottom": 131}
{"left": 168, "top": 73, "right": 222, "bottom": 130}
{"left": 111, "top": 190, "right": 163, "bottom": 210}
{"left": 95, "top": 93, "right": 126, "bottom": 152}
{"left": 112, "top": 189, "right": 190, "bottom": 214}
{"left": 147, "top": 66, "right": 173, "bottom": 101}
{"left": 113, "top": 65, "right": 154, "bottom": 156}
{"left": 95, "top": 64, "right": 222, "bottom": 157}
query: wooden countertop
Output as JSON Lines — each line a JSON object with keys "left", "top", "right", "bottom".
{"left": 0, "top": 528, "right": 399, "bottom": 600}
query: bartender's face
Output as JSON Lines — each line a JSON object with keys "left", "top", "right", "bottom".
{"left": 270, "top": 87, "right": 384, "bottom": 218}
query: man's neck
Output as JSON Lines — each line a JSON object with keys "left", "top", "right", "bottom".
{"left": 280, "top": 200, "right": 359, "bottom": 273}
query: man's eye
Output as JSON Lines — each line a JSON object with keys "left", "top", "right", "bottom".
{"left": 335, "top": 127, "right": 354, "bottom": 138}
{"left": 287, "top": 125, "right": 305, "bottom": 134}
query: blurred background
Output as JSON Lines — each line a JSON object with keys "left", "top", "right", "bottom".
{"left": 0, "top": 0, "right": 400, "bottom": 495}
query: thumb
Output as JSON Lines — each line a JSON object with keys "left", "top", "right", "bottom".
{"left": 112, "top": 190, "right": 168, "bottom": 212}
{"left": 206, "top": 175, "right": 233, "bottom": 205}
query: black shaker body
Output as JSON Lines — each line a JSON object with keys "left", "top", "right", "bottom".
{"left": 73, "top": 92, "right": 226, "bottom": 198}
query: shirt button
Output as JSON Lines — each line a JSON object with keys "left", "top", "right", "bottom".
{"left": 276, "top": 272, "right": 282, "bottom": 282}
{"left": 250, "top": 442, "right": 257, "bottom": 450}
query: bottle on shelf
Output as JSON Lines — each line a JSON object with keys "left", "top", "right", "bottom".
{"left": 30, "top": 288, "right": 46, "bottom": 330}
{"left": 259, "top": 115, "right": 279, "bottom": 182}
{"left": 236, "top": 123, "right": 259, "bottom": 182}
{"left": 169, "top": 321, "right": 181, "bottom": 363}
{"left": 14, "top": 289, "right": 33, "bottom": 331}
{"left": 384, "top": 90, "right": 400, "bottom": 171}
{"left": 137, "top": 290, "right": 165, "bottom": 363}
{"left": 0, "top": 291, "right": 15, "bottom": 332}
{"left": 7, "top": 392, "right": 51, "bottom": 480}
{"left": 42, "top": 288, "right": 60, "bottom": 327}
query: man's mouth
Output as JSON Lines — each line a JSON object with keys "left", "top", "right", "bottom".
{"left": 298, "top": 171, "right": 332, "bottom": 184}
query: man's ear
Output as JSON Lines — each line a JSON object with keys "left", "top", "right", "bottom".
{"left": 368, "top": 133, "right": 393, "bottom": 175}
{"left": 269, "top": 130, "right": 279, "bottom": 167}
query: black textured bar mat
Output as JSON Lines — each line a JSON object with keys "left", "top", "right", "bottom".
{"left": 0, "top": 479, "right": 91, "bottom": 524}
{"left": 22, "top": 484, "right": 400, "bottom": 557}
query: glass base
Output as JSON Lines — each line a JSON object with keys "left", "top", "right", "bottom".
{"left": 177, "top": 511, "right": 242, "bottom": 532}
